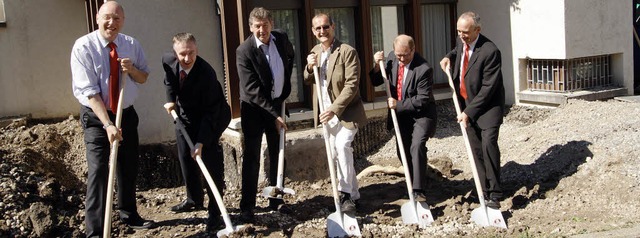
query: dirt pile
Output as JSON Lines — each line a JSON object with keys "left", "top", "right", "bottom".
{"left": 1, "top": 99, "right": 640, "bottom": 237}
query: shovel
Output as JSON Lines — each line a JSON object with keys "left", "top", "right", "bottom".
{"left": 313, "top": 66, "right": 361, "bottom": 237}
{"left": 378, "top": 61, "right": 434, "bottom": 227}
{"left": 443, "top": 69, "right": 507, "bottom": 229}
{"left": 103, "top": 72, "right": 127, "bottom": 238}
{"left": 167, "top": 109, "right": 244, "bottom": 237}
{"left": 262, "top": 101, "right": 296, "bottom": 199}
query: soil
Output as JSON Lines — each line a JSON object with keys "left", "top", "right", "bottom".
{"left": 1, "top": 98, "right": 639, "bottom": 237}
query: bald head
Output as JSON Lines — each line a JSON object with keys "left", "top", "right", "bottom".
{"left": 393, "top": 34, "right": 415, "bottom": 65}
{"left": 97, "top": 1, "right": 125, "bottom": 42}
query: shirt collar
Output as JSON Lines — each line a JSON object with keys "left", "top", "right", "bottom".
{"left": 467, "top": 36, "right": 479, "bottom": 51}
{"left": 255, "top": 33, "right": 275, "bottom": 49}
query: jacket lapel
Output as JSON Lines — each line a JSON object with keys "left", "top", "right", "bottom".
{"left": 326, "top": 43, "right": 340, "bottom": 86}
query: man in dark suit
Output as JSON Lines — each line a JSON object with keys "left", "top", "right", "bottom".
{"left": 235, "top": 7, "right": 294, "bottom": 222}
{"left": 162, "top": 32, "right": 231, "bottom": 232}
{"left": 369, "top": 34, "right": 437, "bottom": 201}
{"left": 440, "top": 11, "right": 505, "bottom": 209}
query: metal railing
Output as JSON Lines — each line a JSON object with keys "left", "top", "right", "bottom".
{"left": 527, "top": 55, "right": 612, "bottom": 92}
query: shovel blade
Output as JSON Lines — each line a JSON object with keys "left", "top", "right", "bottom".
{"left": 470, "top": 206, "right": 507, "bottom": 229}
{"left": 327, "top": 212, "right": 361, "bottom": 238}
{"left": 400, "top": 201, "right": 434, "bottom": 227}
{"left": 216, "top": 225, "right": 244, "bottom": 238}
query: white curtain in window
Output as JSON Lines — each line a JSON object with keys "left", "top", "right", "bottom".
{"left": 421, "top": 4, "right": 452, "bottom": 85}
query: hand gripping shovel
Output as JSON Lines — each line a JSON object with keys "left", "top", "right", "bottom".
{"left": 313, "top": 66, "right": 361, "bottom": 237}
{"left": 167, "top": 109, "right": 244, "bottom": 237}
{"left": 103, "top": 73, "right": 127, "bottom": 238}
{"left": 378, "top": 61, "right": 434, "bottom": 227}
{"left": 262, "top": 101, "right": 296, "bottom": 199}
{"left": 443, "top": 69, "right": 507, "bottom": 229}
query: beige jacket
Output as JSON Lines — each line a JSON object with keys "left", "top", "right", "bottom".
{"left": 303, "top": 39, "right": 367, "bottom": 130}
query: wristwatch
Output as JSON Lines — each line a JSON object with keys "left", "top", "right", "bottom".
{"left": 103, "top": 122, "right": 114, "bottom": 130}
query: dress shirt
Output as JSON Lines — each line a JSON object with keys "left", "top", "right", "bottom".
{"left": 71, "top": 31, "right": 149, "bottom": 109}
{"left": 459, "top": 37, "right": 478, "bottom": 79}
{"left": 255, "top": 35, "right": 285, "bottom": 99}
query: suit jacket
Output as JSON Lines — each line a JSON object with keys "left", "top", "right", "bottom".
{"left": 369, "top": 52, "right": 436, "bottom": 131}
{"left": 445, "top": 34, "right": 505, "bottom": 129}
{"left": 236, "top": 30, "right": 294, "bottom": 119}
{"left": 303, "top": 39, "right": 367, "bottom": 130}
{"left": 163, "top": 53, "right": 231, "bottom": 145}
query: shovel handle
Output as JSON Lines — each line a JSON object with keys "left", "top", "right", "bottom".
{"left": 312, "top": 66, "right": 343, "bottom": 215}
{"left": 378, "top": 60, "right": 418, "bottom": 204}
{"left": 103, "top": 72, "right": 128, "bottom": 238}
{"left": 443, "top": 69, "right": 487, "bottom": 207}
{"left": 168, "top": 109, "right": 236, "bottom": 231}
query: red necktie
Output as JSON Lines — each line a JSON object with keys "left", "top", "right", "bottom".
{"left": 460, "top": 43, "right": 469, "bottom": 100}
{"left": 108, "top": 42, "right": 119, "bottom": 112}
{"left": 179, "top": 70, "right": 187, "bottom": 89}
{"left": 397, "top": 63, "right": 405, "bottom": 100}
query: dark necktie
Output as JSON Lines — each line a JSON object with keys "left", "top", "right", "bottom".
{"left": 460, "top": 43, "right": 469, "bottom": 100}
{"left": 179, "top": 70, "right": 187, "bottom": 89}
{"left": 397, "top": 63, "right": 405, "bottom": 100}
{"left": 108, "top": 42, "right": 119, "bottom": 112}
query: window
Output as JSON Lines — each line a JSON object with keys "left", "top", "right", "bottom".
{"left": 420, "top": 4, "right": 453, "bottom": 86}
{"left": 527, "top": 55, "right": 612, "bottom": 92}
{"left": 314, "top": 8, "right": 357, "bottom": 48}
{"left": 272, "top": 10, "right": 305, "bottom": 104}
{"left": 371, "top": 5, "right": 405, "bottom": 95}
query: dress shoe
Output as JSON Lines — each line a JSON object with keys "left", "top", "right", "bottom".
{"left": 121, "top": 216, "right": 155, "bottom": 229}
{"left": 269, "top": 198, "right": 292, "bottom": 214}
{"left": 486, "top": 198, "right": 501, "bottom": 209}
{"left": 206, "top": 215, "right": 224, "bottom": 232}
{"left": 239, "top": 210, "right": 254, "bottom": 224}
{"left": 170, "top": 201, "right": 204, "bottom": 213}
{"left": 412, "top": 191, "right": 427, "bottom": 203}
{"left": 339, "top": 192, "right": 356, "bottom": 214}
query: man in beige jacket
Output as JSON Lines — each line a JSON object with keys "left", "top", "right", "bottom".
{"left": 304, "top": 13, "right": 367, "bottom": 214}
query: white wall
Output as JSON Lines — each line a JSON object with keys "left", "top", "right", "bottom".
{"left": 564, "top": 0, "right": 632, "bottom": 93}
{"left": 0, "top": 0, "right": 86, "bottom": 118}
{"left": 118, "top": 0, "right": 225, "bottom": 143}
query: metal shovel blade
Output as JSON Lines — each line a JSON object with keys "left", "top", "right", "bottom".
{"left": 262, "top": 186, "right": 296, "bottom": 198}
{"left": 327, "top": 212, "right": 361, "bottom": 238}
{"left": 216, "top": 225, "right": 244, "bottom": 238}
{"left": 470, "top": 206, "right": 507, "bottom": 229}
{"left": 400, "top": 201, "right": 434, "bottom": 227}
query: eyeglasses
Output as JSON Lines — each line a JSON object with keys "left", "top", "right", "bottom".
{"left": 314, "top": 25, "right": 331, "bottom": 32}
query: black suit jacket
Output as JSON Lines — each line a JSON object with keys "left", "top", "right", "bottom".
{"left": 370, "top": 52, "right": 436, "bottom": 131}
{"left": 236, "top": 30, "right": 294, "bottom": 119}
{"left": 163, "top": 53, "right": 231, "bottom": 145}
{"left": 446, "top": 34, "right": 505, "bottom": 129}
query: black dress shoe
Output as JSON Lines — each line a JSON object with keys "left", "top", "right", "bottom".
{"left": 413, "top": 191, "right": 427, "bottom": 203}
{"left": 486, "top": 198, "right": 501, "bottom": 209}
{"left": 339, "top": 192, "right": 356, "bottom": 214}
{"left": 170, "top": 201, "right": 204, "bottom": 213}
{"left": 121, "top": 216, "right": 155, "bottom": 229}
{"left": 206, "top": 215, "right": 224, "bottom": 232}
{"left": 239, "top": 210, "right": 254, "bottom": 223}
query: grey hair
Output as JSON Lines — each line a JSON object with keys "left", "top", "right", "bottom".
{"left": 459, "top": 11, "right": 481, "bottom": 29}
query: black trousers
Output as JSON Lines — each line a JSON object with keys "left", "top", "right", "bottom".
{"left": 80, "top": 106, "right": 140, "bottom": 238}
{"left": 396, "top": 113, "right": 437, "bottom": 192}
{"left": 465, "top": 123, "right": 502, "bottom": 199}
{"left": 175, "top": 124, "right": 225, "bottom": 216}
{"left": 239, "top": 101, "right": 282, "bottom": 212}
